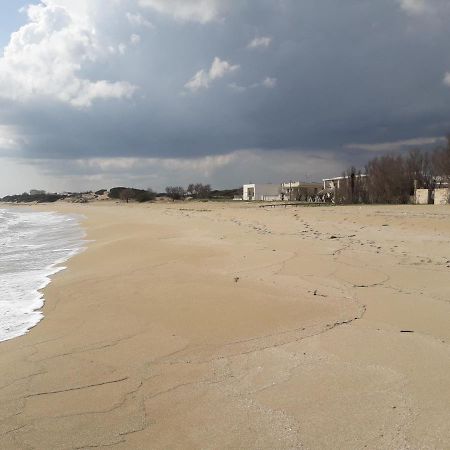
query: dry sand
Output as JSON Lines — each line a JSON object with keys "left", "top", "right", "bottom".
{"left": 1, "top": 201, "right": 450, "bottom": 449}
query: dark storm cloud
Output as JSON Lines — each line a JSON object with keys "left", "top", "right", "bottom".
{"left": 1, "top": 0, "right": 450, "bottom": 166}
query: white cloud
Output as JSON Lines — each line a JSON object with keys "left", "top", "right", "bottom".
{"left": 185, "top": 70, "right": 210, "bottom": 92}
{"left": 0, "top": 126, "right": 23, "bottom": 153}
{"left": 138, "top": 0, "right": 223, "bottom": 23}
{"left": 209, "top": 57, "right": 239, "bottom": 80}
{"left": 443, "top": 72, "right": 450, "bottom": 86}
{"left": 261, "top": 77, "right": 277, "bottom": 88}
{"left": 228, "top": 83, "right": 247, "bottom": 93}
{"left": 185, "top": 57, "right": 239, "bottom": 92}
{"left": 398, "top": 0, "right": 429, "bottom": 14}
{"left": 247, "top": 77, "right": 278, "bottom": 89}
{"left": 118, "top": 43, "right": 127, "bottom": 55}
{"left": 397, "top": 0, "right": 450, "bottom": 16}
{"left": 247, "top": 36, "right": 272, "bottom": 49}
{"left": 345, "top": 136, "right": 446, "bottom": 152}
{"left": 0, "top": 1, "right": 138, "bottom": 108}
{"left": 130, "top": 33, "right": 141, "bottom": 45}
{"left": 126, "top": 12, "right": 154, "bottom": 28}
{"left": 68, "top": 80, "right": 137, "bottom": 108}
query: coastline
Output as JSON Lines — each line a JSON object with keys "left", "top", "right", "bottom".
{"left": 1, "top": 201, "right": 449, "bottom": 449}
{"left": 0, "top": 206, "right": 85, "bottom": 342}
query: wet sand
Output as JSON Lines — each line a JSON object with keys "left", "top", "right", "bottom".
{"left": 1, "top": 201, "right": 449, "bottom": 449}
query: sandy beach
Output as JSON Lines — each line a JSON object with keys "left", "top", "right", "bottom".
{"left": 1, "top": 201, "right": 450, "bottom": 449}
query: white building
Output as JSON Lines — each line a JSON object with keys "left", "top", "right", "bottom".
{"left": 281, "top": 181, "right": 322, "bottom": 201}
{"left": 322, "top": 174, "right": 368, "bottom": 190}
{"left": 243, "top": 184, "right": 282, "bottom": 201}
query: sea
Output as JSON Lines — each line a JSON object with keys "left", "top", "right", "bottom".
{"left": 0, "top": 208, "right": 85, "bottom": 342}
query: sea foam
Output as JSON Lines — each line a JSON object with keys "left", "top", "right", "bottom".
{"left": 0, "top": 208, "right": 85, "bottom": 342}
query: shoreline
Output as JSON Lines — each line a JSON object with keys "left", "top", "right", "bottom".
{"left": 1, "top": 201, "right": 449, "bottom": 449}
{"left": 0, "top": 206, "right": 86, "bottom": 343}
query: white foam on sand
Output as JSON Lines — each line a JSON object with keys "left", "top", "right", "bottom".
{"left": 0, "top": 208, "right": 85, "bottom": 342}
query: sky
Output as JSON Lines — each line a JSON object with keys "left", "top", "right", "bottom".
{"left": 1, "top": 0, "right": 450, "bottom": 195}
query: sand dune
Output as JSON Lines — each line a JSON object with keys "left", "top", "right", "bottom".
{"left": 1, "top": 202, "right": 449, "bottom": 449}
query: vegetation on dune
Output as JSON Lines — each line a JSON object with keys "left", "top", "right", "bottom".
{"left": 110, "top": 187, "right": 157, "bottom": 203}
{"left": 187, "top": 183, "right": 211, "bottom": 199}
{"left": 165, "top": 186, "right": 186, "bottom": 201}
{"left": 0, "top": 192, "right": 64, "bottom": 203}
{"left": 165, "top": 184, "right": 242, "bottom": 201}
{"left": 0, "top": 185, "right": 243, "bottom": 204}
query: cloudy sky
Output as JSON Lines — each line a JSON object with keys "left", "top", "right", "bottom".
{"left": 1, "top": 0, "right": 450, "bottom": 195}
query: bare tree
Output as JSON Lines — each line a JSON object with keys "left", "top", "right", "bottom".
{"left": 334, "top": 167, "right": 369, "bottom": 204}
{"left": 326, "top": 134, "right": 450, "bottom": 205}
{"left": 367, "top": 155, "right": 410, "bottom": 204}
{"left": 432, "top": 136, "right": 450, "bottom": 184}
{"left": 165, "top": 186, "right": 185, "bottom": 201}
{"left": 187, "top": 183, "right": 211, "bottom": 199}
{"left": 405, "top": 148, "right": 433, "bottom": 191}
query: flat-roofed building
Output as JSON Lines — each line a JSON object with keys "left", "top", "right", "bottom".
{"left": 243, "top": 184, "right": 282, "bottom": 201}
{"left": 281, "top": 181, "right": 322, "bottom": 201}
{"left": 322, "top": 174, "right": 368, "bottom": 191}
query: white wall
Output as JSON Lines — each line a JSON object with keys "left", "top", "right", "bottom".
{"left": 415, "top": 189, "right": 431, "bottom": 205}
{"left": 434, "top": 188, "right": 449, "bottom": 205}
{"left": 243, "top": 184, "right": 255, "bottom": 201}
{"left": 243, "top": 184, "right": 281, "bottom": 201}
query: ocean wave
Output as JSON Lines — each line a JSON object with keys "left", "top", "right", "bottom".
{"left": 0, "top": 208, "right": 85, "bottom": 342}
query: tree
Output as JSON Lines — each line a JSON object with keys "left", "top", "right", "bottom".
{"left": 165, "top": 186, "right": 185, "bottom": 201}
{"left": 187, "top": 183, "right": 211, "bottom": 199}
{"left": 405, "top": 148, "right": 432, "bottom": 191}
{"left": 135, "top": 189, "right": 156, "bottom": 203}
{"left": 367, "top": 155, "right": 410, "bottom": 204}
{"left": 110, "top": 187, "right": 156, "bottom": 203}
{"left": 432, "top": 136, "right": 450, "bottom": 183}
{"left": 109, "top": 187, "right": 127, "bottom": 199}
{"left": 119, "top": 188, "right": 135, "bottom": 203}
{"left": 335, "top": 167, "right": 369, "bottom": 204}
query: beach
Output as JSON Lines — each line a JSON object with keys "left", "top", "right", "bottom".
{"left": 1, "top": 201, "right": 449, "bottom": 449}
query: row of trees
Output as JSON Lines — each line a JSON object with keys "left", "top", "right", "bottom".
{"left": 164, "top": 184, "right": 242, "bottom": 200}
{"left": 336, "top": 137, "right": 450, "bottom": 204}
{"left": 165, "top": 183, "right": 212, "bottom": 201}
